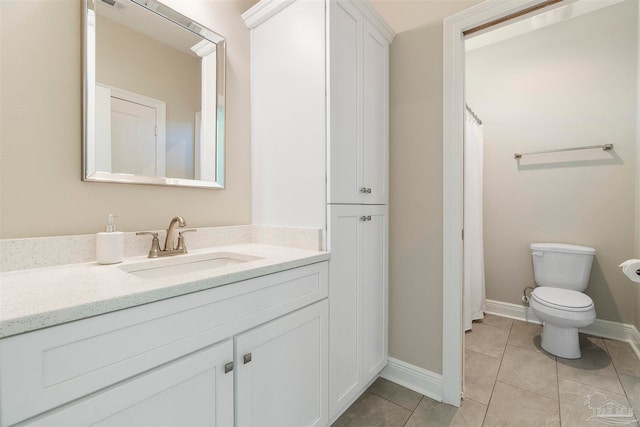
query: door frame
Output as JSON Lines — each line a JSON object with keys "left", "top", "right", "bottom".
{"left": 441, "top": 0, "right": 558, "bottom": 406}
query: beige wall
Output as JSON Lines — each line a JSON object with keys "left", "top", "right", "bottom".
{"left": 371, "top": 0, "right": 483, "bottom": 375}
{"left": 466, "top": 1, "right": 638, "bottom": 324}
{"left": 97, "top": 15, "right": 201, "bottom": 179}
{"left": 0, "top": 0, "right": 256, "bottom": 239}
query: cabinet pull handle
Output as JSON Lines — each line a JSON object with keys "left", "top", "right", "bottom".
{"left": 243, "top": 353, "right": 252, "bottom": 364}
{"left": 366, "top": 188, "right": 372, "bottom": 194}
{"left": 360, "top": 187, "right": 367, "bottom": 193}
{"left": 366, "top": 215, "right": 372, "bottom": 221}
{"left": 360, "top": 216, "right": 367, "bottom": 221}
{"left": 224, "top": 362, "right": 234, "bottom": 374}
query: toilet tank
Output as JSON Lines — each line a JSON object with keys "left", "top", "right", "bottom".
{"left": 530, "top": 243, "right": 596, "bottom": 291}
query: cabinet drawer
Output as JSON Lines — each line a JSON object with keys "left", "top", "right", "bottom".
{"left": 0, "top": 262, "right": 327, "bottom": 426}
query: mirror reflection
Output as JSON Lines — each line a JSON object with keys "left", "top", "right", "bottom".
{"left": 84, "top": 0, "right": 225, "bottom": 188}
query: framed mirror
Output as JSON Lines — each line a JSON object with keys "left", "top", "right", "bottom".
{"left": 83, "top": 0, "right": 226, "bottom": 188}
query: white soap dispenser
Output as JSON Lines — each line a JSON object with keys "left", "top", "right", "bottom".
{"left": 96, "top": 214, "right": 124, "bottom": 265}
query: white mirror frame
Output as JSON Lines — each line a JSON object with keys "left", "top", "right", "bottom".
{"left": 82, "top": 0, "right": 226, "bottom": 189}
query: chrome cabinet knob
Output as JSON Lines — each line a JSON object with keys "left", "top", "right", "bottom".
{"left": 360, "top": 187, "right": 367, "bottom": 193}
{"left": 366, "top": 188, "right": 372, "bottom": 194}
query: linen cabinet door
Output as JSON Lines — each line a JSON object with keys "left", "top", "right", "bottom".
{"left": 327, "top": 204, "right": 363, "bottom": 419}
{"left": 362, "top": 19, "right": 389, "bottom": 205}
{"left": 361, "top": 205, "right": 388, "bottom": 384}
{"left": 235, "top": 300, "right": 328, "bottom": 427}
{"left": 21, "top": 340, "right": 234, "bottom": 427}
{"left": 328, "top": 0, "right": 364, "bottom": 204}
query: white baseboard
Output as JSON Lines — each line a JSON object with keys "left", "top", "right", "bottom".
{"left": 485, "top": 299, "right": 640, "bottom": 360}
{"left": 629, "top": 324, "right": 640, "bottom": 361}
{"left": 485, "top": 299, "right": 541, "bottom": 324}
{"left": 380, "top": 357, "right": 443, "bottom": 402}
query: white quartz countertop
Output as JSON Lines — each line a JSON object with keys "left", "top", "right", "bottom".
{"left": 0, "top": 244, "right": 329, "bottom": 338}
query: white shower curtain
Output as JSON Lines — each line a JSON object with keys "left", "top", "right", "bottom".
{"left": 463, "top": 109, "right": 486, "bottom": 331}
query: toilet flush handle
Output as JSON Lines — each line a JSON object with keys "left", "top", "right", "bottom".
{"left": 532, "top": 251, "right": 544, "bottom": 257}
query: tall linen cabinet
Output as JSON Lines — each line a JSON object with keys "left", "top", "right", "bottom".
{"left": 243, "top": 0, "right": 394, "bottom": 422}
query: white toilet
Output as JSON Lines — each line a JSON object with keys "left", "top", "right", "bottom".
{"left": 529, "top": 243, "right": 596, "bottom": 359}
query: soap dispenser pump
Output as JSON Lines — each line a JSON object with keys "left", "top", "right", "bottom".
{"left": 96, "top": 214, "right": 124, "bottom": 265}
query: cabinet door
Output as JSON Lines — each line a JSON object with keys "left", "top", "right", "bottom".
{"left": 362, "top": 20, "right": 389, "bottom": 204}
{"left": 23, "top": 340, "right": 234, "bottom": 427}
{"left": 328, "top": 205, "right": 388, "bottom": 419}
{"left": 327, "top": 204, "right": 363, "bottom": 417}
{"left": 235, "top": 300, "right": 328, "bottom": 427}
{"left": 361, "top": 205, "right": 388, "bottom": 383}
{"left": 328, "top": 0, "right": 364, "bottom": 204}
{"left": 329, "top": 4, "right": 389, "bottom": 205}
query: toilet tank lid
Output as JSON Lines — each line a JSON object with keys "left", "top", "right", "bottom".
{"left": 530, "top": 243, "right": 596, "bottom": 255}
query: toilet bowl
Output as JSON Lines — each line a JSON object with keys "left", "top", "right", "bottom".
{"left": 530, "top": 287, "right": 595, "bottom": 359}
{"left": 529, "top": 243, "right": 596, "bottom": 359}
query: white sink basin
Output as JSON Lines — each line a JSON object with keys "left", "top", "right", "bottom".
{"left": 121, "top": 252, "right": 262, "bottom": 280}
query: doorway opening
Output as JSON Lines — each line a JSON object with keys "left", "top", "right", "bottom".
{"left": 443, "top": 0, "right": 638, "bottom": 406}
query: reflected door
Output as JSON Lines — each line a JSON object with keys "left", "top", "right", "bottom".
{"left": 111, "top": 97, "right": 160, "bottom": 177}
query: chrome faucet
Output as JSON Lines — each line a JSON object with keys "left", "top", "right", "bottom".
{"left": 137, "top": 216, "right": 196, "bottom": 258}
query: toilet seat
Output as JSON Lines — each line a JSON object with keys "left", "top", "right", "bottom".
{"left": 532, "top": 287, "right": 594, "bottom": 312}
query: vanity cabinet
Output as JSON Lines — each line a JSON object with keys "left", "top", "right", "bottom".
{"left": 328, "top": 0, "right": 389, "bottom": 205}
{"left": 0, "top": 262, "right": 328, "bottom": 427}
{"left": 327, "top": 204, "right": 388, "bottom": 418}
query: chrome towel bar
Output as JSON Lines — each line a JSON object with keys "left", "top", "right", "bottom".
{"left": 514, "top": 144, "right": 613, "bottom": 160}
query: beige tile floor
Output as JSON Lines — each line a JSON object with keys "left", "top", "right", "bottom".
{"left": 333, "top": 314, "right": 640, "bottom": 427}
